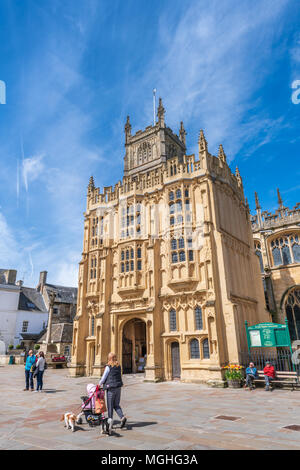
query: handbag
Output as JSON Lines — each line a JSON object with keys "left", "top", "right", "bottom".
{"left": 95, "top": 397, "right": 107, "bottom": 414}
{"left": 95, "top": 386, "right": 107, "bottom": 414}
{"left": 30, "top": 363, "right": 36, "bottom": 373}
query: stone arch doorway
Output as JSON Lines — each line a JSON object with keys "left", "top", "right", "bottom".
{"left": 171, "top": 341, "right": 181, "bottom": 379}
{"left": 122, "top": 318, "right": 146, "bottom": 374}
{"left": 283, "top": 286, "right": 300, "bottom": 341}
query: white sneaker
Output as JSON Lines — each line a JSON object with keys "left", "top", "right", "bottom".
{"left": 107, "top": 418, "right": 113, "bottom": 435}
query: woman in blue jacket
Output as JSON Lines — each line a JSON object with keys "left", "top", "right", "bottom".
{"left": 99, "top": 352, "right": 127, "bottom": 435}
{"left": 24, "top": 350, "right": 36, "bottom": 391}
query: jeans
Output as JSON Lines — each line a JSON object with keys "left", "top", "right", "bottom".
{"left": 36, "top": 370, "right": 44, "bottom": 390}
{"left": 25, "top": 369, "right": 34, "bottom": 390}
{"left": 264, "top": 375, "right": 273, "bottom": 388}
{"left": 246, "top": 374, "right": 255, "bottom": 387}
{"left": 106, "top": 387, "right": 124, "bottom": 420}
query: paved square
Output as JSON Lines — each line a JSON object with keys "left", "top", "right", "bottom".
{"left": 0, "top": 365, "right": 299, "bottom": 450}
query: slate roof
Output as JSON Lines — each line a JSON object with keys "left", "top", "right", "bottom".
{"left": 0, "top": 270, "right": 7, "bottom": 284}
{"left": 18, "top": 287, "right": 48, "bottom": 312}
{"left": 38, "top": 323, "right": 73, "bottom": 343}
{"left": 44, "top": 284, "right": 77, "bottom": 304}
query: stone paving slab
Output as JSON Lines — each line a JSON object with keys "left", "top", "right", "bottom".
{"left": 0, "top": 365, "right": 300, "bottom": 450}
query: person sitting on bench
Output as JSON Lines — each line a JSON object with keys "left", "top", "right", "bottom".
{"left": 244, "top": 362, "right": 258, "bottom": 389}
{"left": 264, "top": 361, "right": 276, "bottom": 391}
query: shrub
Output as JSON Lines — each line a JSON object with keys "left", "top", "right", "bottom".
{"left": 16, "top": 344, "right": 21, "bottom": 349}
{"left": 8, "top": 344, "right": 14, "bottom": 350}
{"left": 34, "top": 344, "right": 40, "bottom": 350}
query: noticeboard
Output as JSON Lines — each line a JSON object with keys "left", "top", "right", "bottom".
{"left": 245, "top": 319, "right": 292, "bottom": 351}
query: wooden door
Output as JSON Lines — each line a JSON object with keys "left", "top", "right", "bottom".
{"left": 122, "top": 337, "right": 133, "bottom": 374}
{"left": 171, "top": 342, "right": 181, "bottom": 379}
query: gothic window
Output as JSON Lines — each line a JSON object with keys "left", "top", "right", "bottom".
{"left": 120, "top": 245, "right": 141, "bottom": 272}
{"left": 202, "top": 338, "right": 210, "bottom": 359}
{"left": 170, "top": 237, "right": 193, "bottom": 264}
{"left": 270, "top": 233, "right": 300, "bottom": 266}
{"left": 190, "top": 339, "right": 200, "bottom": 359}
{"left": 169, "top": 309, "right": 177, "bottom": 331}
{"left": 285, "top": 288, "right": 300, "bottom": 341}
{"left": 169, "top": 191, "right": 174, "bottom": 201}
{"left": 195, "top": 306, "right": 203, "bottom": 330}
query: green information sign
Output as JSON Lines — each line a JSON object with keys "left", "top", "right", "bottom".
{"left": 245, "top": 319, "right": 292, "bottom": 352}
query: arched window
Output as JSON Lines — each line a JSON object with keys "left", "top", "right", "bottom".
{"left": 202, "top": 338, "right": 210, "bottom": 359}
{"left": 285, "top": 287, "right": 300, "bottom": 341}
{"left": 271, "top": 234, "right": 300, "bottom": 266}
{"left": 195, "top": 306, "right": 203, "bottom": 330}
{"left": 190, "top": 339, "right": 200, "bottom": 359}
{"left": 169, "top": 309, "right": 177, "bottom": 331}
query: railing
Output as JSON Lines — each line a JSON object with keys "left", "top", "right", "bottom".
{"left": 239, "top": 348, "right": 297, "bottom": 372}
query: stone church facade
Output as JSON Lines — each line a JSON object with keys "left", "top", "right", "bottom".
{"left": 251, "top": 190, "right": 300, "bottom": 342}
{"left": 69, "top": 99, "right": 269, "bottom": 383}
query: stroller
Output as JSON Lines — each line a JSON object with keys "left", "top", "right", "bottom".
{"left": 76, "top": 383, "right": 109, "bottom": 434}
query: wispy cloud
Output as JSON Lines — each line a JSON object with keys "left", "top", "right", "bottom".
{"left": 132, "top": 0, "right": 290, "bottom": 161}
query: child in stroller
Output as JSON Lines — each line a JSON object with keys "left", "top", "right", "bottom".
{"left": 76, "top": 383, "right": 109, "bottom": 434}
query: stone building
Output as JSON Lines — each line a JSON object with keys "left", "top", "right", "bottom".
{"left": 70, "top": 99, "right": 269, "bottom": 383}
{"left": 0, "top": 269, "right": 48, "bottom": 351}
{"left": 37, "top": 271, "right": 77, "bottom": 357}
{"left": 251, "top": 190, "right": 300, "bottom": 342}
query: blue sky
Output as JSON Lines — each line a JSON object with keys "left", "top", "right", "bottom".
{"left": 0, "top": 0, "right": 299, "bottom": 287}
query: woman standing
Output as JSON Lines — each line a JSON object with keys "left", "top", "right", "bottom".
{"left": 34, "top": 351, "right": 46, "bottom": 392}
{"left": 99, "top": 352, "right": 127, "bottom": 435}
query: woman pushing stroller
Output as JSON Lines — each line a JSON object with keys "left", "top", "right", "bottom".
{"left": 99, "top": 352, "right": 127, "bottom": 435}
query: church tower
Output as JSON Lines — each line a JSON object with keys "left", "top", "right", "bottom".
{"left": 70, "top": 100, "right": 269, "bottom": 384}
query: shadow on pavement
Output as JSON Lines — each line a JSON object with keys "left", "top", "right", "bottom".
{"left": 116, "top": 420, "right": 157, "bottom": 430}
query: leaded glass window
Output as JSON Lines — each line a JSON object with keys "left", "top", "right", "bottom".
{"left": 271, "top": 233, "right": 300, "bottom": 266}
{"left": 190, "top": 339, "right": 200, "bottom": 359}
{"left": 202, "top": 338, "right": 210, "bottom": 359}
{"left": 195, "top": 306, "right": 203, "bottom": 330}
{"left": 169, "top": 309, "right": 177, "bottom": 331}
{"left": 286, "top": 288, "right": 300, "bottom": 341}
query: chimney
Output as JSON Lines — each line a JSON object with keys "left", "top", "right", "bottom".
{"left": 37, "top": 271, "right": 47, "bottom": 292}
{"left": 6, "top": 270, "right": 17, "bottom": 285}
{"left": 16, "top": 280, "right": 24, "bottom": 287}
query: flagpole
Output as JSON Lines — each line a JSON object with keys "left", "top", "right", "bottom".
{"left": 153, "top": 88, "right": 156, "bottom": 126}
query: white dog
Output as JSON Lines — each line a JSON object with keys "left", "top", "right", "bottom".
{"left": 60, "top": 412, "right": 79, "bottom": 432}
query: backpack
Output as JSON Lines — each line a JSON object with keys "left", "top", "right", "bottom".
{"left": 30, "top": 363, "right": 36, "bottom": 373}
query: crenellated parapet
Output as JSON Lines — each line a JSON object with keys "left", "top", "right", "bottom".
{"left": 251, "top": 189, "right": 300, "bottom": 231}
{"left": 87, "top": 129, "right": 245, "bottom": 210}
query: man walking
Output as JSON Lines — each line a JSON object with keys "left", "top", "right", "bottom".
{"left": 24, "top": 349, "right": 36, "bottom": 391}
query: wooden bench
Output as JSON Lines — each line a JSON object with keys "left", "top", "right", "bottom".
{"left": 250, "top": 370, "right": 300, "bottom": 390}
